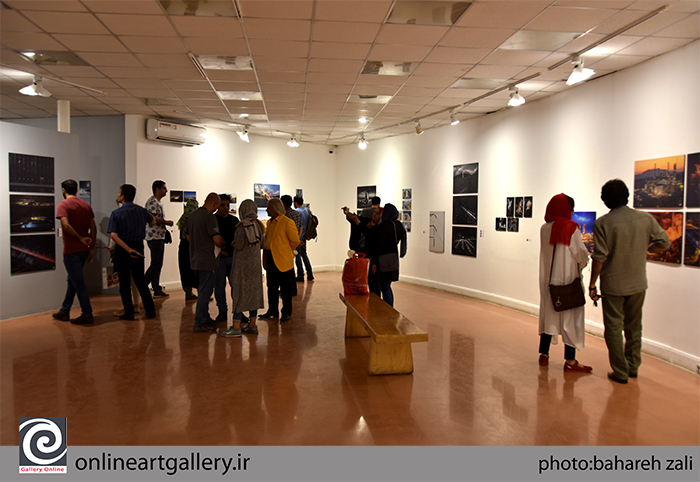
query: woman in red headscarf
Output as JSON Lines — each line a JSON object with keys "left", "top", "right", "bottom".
{"left": 538, "top": 193, "right": 592, "bottom": 372}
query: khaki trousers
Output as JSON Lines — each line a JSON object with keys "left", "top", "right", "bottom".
{"left": 602, "top": 291, "right": 646, "bottom": 381}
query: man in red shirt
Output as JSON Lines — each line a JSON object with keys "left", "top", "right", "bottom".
{"left": 53, "top": 179, "right": 96, "bottom": 324}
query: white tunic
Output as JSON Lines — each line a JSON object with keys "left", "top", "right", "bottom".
{"left": 538, "top": 222, "right": 590, "bottom": 350}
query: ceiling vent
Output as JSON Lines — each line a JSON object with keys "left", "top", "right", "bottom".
{"left": 146, "top": 119, "right": 206, "bottom": 146}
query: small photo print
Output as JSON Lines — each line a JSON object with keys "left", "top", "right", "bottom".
{"left": 507, "top": 218, "right": 519, "bottom": 232}
{"left": 572, "top": 211, "right": 596, "bottom": 253}
{"left": 515, "top": 197, "right": 524, "bottom": 218}
{"left": 524, "top": 196, "right": 533, "bottom": 218}
{"left": 453, "top": 195, "right": 478, "bottom": 226}
{"left": 170, "top": 190, "right": 184, "bottom": 202}
{"left": 495, "top": 217, "right": 507, "bottom": 232}
{"left": 403, "top": 221, "right": 411, "bottom": 233}
{"left": 78, "top": 180, "right": 91, "bottom": 197}
{"left": 633, "top": 155, "right": 685, "bottom": 208}
{"left": 687, "top": 152, "right": 700, "bottom": 208}
{"left": 402, "top": 199, "right": 412, "bottom": 210}
{"left": 402, "top": 211, "right": 411, "bottom": 222}
{"left": 184, "top": 191, "right": 197, "bottom": 202}
{"left": 506, "top": 197, "right": 514, "bottom": 218}
{"left": 453, "top": 163, "right": 479, "bottom": 194}
{"left": 646, "top": 211, "right": 683, "bottom": 264}
{"left": 357, "top": 185, "right": 376, "bottom": 209}
{"left": 452, "top": 226, "right": 477, "bottom": 257}
{"left": 296, "top": 189, "right": 303, "bottom": 197}
{"left": 402, "top": 188, "right": 412, "bottom": 200}
{"left": 684, "top": 212, "right": 700, "bottom": 267}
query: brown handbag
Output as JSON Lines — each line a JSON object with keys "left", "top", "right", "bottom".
{"left": 548, "top": 245, "right": 586, "bottom": 312}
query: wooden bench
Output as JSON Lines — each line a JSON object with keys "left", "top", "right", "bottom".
{"left": 339, "top": 292, "right": 428, "bottom": 375}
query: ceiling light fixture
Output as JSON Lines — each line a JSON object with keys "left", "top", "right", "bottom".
{"left": 414, "top": 121, "right": 423, "bottom": 135}
{"left": 450, "top": 111, "right": 460, "bottom": 126}
{"left": 566, "top": 57, "right": 595, "bottom": 86}
{"left": 19, "top": 76, "right": 51, "bottom": 97}
{"left": 508, "top": 87, "right": 525, "bottom": 107}
{"left": 358, "top": 116, "right": 368, "bottom": 124}
{"left": 237, "top": 129, "right": 249, "bottom": 143}
{"left": 287, "top": 136, "right": 299, "bottom": 148}
{"left": 358, "top": 134, "right": 368, "bottom": 150}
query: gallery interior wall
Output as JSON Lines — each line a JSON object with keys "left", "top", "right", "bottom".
{"left": 334, "top": 40, "right": 700, "bottom": 371}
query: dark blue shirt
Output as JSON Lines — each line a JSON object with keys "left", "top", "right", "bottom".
{"left": 108, "top": 202, "right": 153, "bottom": 242}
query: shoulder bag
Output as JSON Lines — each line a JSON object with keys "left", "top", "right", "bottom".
{"left": 378, "top": 221, "right": 400, "bottom": 272}
{"left": 548, "top": 244, "right": 585, "bottom": 312}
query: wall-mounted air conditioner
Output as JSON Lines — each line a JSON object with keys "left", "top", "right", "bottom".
{"left": 146, "top": 118, "right": 207, "bottom": 146}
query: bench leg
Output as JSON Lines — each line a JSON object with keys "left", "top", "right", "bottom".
{"left": 368, "top": 341, "right": 414, "bottom": 375}
{"left": 344, "top": 308, "right": 369, "bottom": 338}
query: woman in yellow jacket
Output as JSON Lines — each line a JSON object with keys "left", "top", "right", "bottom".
{"left": 259, "top": 198, "right": 300, "bottom": 322}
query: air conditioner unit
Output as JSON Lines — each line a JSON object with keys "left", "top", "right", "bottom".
{"left": 146, "top": 118, "right": 207, "bottom": 146}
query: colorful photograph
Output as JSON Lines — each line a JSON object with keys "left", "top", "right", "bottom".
{"left": 452, "top": 226, "right": 477, "bottom": 257}
{"left": 402, "top": 199, "right": 412, "bottom": 210}
{"left": 572, "top": 211, "right": 596, "bottom": 253}
{"left": 453, "top": 163, "right": 479, "bottom": 194}
{"left": 524, "top": 196, "right": 533, "bottom": 218}
{"left": 403, "top": 222, "right": 411, "bottom": 233}
{"left": 10, "top": 194, "right": 55, "bottom": 233}
{"left": 633, "top": 155, "right": 685, "bottom": 208}
{"left": 357, "top": 185, "right": 376, "bottom": 209}
{"left": 10, "top": 234, "right": 56, "bottom": 274}
{"left": 507, "top": 218, "right": 519, "bottom": 232}
{"left": 686, "top": 152, "right": 700, "bottom": 208}
{"left": 184, "top": 191, "right": 197, "bottom": 202}
{"left": 646, "top": 212, "right": 683, "bottom": 264}
{"left": 402, "top": 188, "right": 412, "bottom": 199}
{"left": 515, "top": 197, "right": 524, "bottom": 218}
{"left": 684, "top": 212, "right": 700, "bottom": 267}
{"left": 9, "top": 152, "right": 55, "bottom": 193}
{"left": 506, "top": 197, "right": 514, "bottom": 218}
{"left": 170, "top": 190, "right": 184, "bottom": 202}
{"left": 453, "top": 195, "right": 478, "bottom": 226}
{"left": 254, "top": 183, "right": 280, "bottom": 208}
{"left": 402, "top": 211, "right": 411, "bottom": 222}
{"left": 496, "top": 217, "right": 507, "bottom": 232}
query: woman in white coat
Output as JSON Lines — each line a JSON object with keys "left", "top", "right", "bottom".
{"left": 538, "top": 193, "right": 592, "bottom": 372}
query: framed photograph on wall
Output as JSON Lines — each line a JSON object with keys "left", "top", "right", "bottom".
{"left": 686, "top": 152, "right": 699, "bottom": 208}
{"left": 507, "top": 218, "right": 519, "bottom": 232}
{"left": 506, "top": 197, "right": 514, "bottom": 218}
{"left": 170, "top": 190, "right": 183, "bottom": 202}
{"left": 452, "top": 226, "right": 477, "bottom": 257}
{"left": 429, "top": 211, "right": 445, "bottom": 253}
{"left": 402, "top": 188, "right": 412, "bottom": 200}
{"left": 633, "top": 155, "right": 685, "bottom": 208}
{"left": 524, "top": 196, "right": 533, "bottom": 218}
{"left": 254, "top": 183, "right": 280, "bottom": 208}
{"left": 495, "top": 217, "right": 507, "bottom": 232}
{"left": 646, "top": 211, "right": 683, "bottom": 264}
{"left": 10, "top": 194, "right": 55, "bottom": 233}
{"left": 684, "top": 212, "right": 699, "bottom": 267}
{"left": 572, "top": 211, "right": 596, "bottom": 253}
{"left": 184, "top": 191, "right": 197, "bottom": 202}
{"left": 357, "top": 185, "right": 376, "bottom": 209}
{"left": 10, "top": 234, "right": 56, "bottom": 275}
{"left": 515, "top": 197, "right": 524, "bottom": 218}
{"left": 453, "top": 195, "right": 478, "bottom": 225}
{"left": 453, "top": 163, "right": 479, "bottom": 194}
{"left": 9, "top": 153, "right": 54, "bottom": 193}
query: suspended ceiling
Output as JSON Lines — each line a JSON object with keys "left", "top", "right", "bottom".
{"left": 0, "top": 0, "right": 698, "bottom": 146}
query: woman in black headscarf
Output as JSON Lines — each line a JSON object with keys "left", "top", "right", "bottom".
{"left": 371, "top": 203, "right": 407, "bottom": 307}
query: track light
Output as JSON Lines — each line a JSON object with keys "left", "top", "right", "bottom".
{"left": 237, "top": 129, "right": 249, "bottom": 143}
{"left": 566, "top": 57, "right": 595, "bottom": 86}
{"left": 414, "top": 121, "right": 423, "bottom": 135}
{"left": 358, "top": 116, "right": 368, "bottom": 124}
{"left": 358, "top": 134, "right": 368, "bottom": 150}
{"left": 450, "top": 111, "right": 460, "bottom": 126}
{"left": 508, "top": 87, "right": 525, "bottom": 107}
{"left": 287, "top": 136, "right": 299, "bottom": 147}
{"left": 19, "top": 76, "right": 51, "bottom": 97}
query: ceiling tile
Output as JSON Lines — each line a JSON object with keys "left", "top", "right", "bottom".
{"left": 150, "top": 67, "right": 204, "bottom": 80}
{"left": 423, "top": 46, "right": 491, "bottom": 64}
{"left": 83, "top": 0, "right": 164, "bottom": 14}
{"left": 616, "top": 36, "right": 693, "bottom": 56}
{"left": 524, "top": 7, "right": 618, "bottom": 33}
{"left": 119, "top": 36, "right": 188, "bottom": 54}
{"left": 0, "top": 32, "right": 67, "bottom": 50}
{"left": 310, "top": 42, "right": 372, "bottom": 60}
{"left": 306, "top": 83, "right": 354, "bottom": 94}
{"left": 257, "top": 71, "right": 306, "bottom": 83}
{"left": 402, "top": 75, "right": 456, "bottom": 89}
{"left": 375, "top": 24, "right": 450, "bottom": 46}
{"left": 260, "top": 82, "right": 306, "bottom": 93}
{"left": 308, "top": 59, "right": 364, "bottom": 73}
{"left": 307, "top": 72, "right": 358, "bottom": 85}
{"left": 355, "top": 74, "right": 406, "bottom": 86}
{"left": 481, "top": 49, "right": 551, "bottom": 66}
{"left": 465, "top": 64, "right": 527, "bottom": 79}
{"left": 75, "top": 52, "right": 142, "bottom": 67}
{"left": 210, "top": 81, "right": 259, "bottom": 91}
{"left": 248, "top": 39, "right": 309, "bottom": 58}
{"left": 244, "top": 19, "right": 311, "bottom": 41}
{"left": 171, "top": 90, "right": 219, "bottom": 100}
{"left": 315, "top": 1, "right": 393, "bottom": 23}
{"left": 5, "top": 1, "right": 87, "bottom": 12}
{"left": 23, "top": 11, "right": 109, "bottom": 34}
{"left": 368, "top": 44, "right": 432, "bottom": 62}
{"left": 254, "top": 57, "right": 308, "bottom": 72}
{"left": 113, "top": 78, "right": 165, "bottom": 89}
{"left": 441, "top": 27, "right": 517, "bottom": 49}
{"left": 136, "top": 54, "right": 192, "bottom": 68}
{"left": 184, "top": 38, "right": 249, "bottom": 56}
{"left": 160, "top": 79, "right": 210, "bottom": 90}
{"left": 170, "top": 17, "right": 244, "bottom": 38}
{"left": 653, "top": 14, "right": 700, "bottom": 38}
{"left": 587, "top": 54, "right": 651, "bottom": 70}
{"left": 624, "top": 12, "right": 691, "bottom": 36}
{"left": 1, "top": 10, "right": 42, "bottom": 32}
{"left": 205, "top": 70, "right": 257, "bottom": 82}
{"left": 585, "top": 35, "right": 644, "bottom": 56}
{"left": 52, "top": 34, "right": 128, "bottom": 52}
{"left": 414, "top": 62, "right": 472, "bottom": 77}
{"left": 456, "top": 2, "right": 546, "bottom": 29}
{"left": 351, "top": 85, "right": 398, "bottom": 96}
{"left": 39, "top": 65, "right": 104, "bottom": 77}
{"left": 97, "top": 13, "right": 176, "bottom": 36}
{"left": 238, "top": 0, "right": 314, "bottom": 19}
{"left": 312, "top": 21, "right": 381, "bottom": 43}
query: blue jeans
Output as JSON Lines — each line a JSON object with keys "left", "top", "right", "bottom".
{"left": 379, "top": 280, "right": 394, "bottom": 307}
{"left": 60, "top": 251, "right": 92, "bottom": 316}
{"left": 194, "top": 269, "right": 216, "bottom": 327}
{"left": 295, "top": 243, "right": 313, "bottom": 278}
{"left": 214, "top": 256, "right": 233, "bottom": 316}
{"left": 234, "top": 310, "right": 258, "bottom": 321}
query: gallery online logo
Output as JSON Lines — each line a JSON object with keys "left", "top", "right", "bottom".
{"left": 19, "top": 417, "right": 67, "bottom": 474}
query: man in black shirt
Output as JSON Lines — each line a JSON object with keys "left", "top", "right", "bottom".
{"left": 214, "top": 194, "right": 240, "bottom": 323}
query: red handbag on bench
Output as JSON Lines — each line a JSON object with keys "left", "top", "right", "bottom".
{"left": 342, "top": 252, "right": 370, "bottom": 295}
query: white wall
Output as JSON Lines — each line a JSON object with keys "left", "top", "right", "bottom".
{"left": 334, "top": 40, "right": 700, "bottom": 371}
{"left": 126, "top": 115, "right": 338, "bottom": 289}
{"left": 0, "top": 122, "right": 81, "bottom": 319}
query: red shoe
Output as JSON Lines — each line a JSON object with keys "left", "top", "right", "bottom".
{"left": 564, "top": 360, "right": 592, "bottom": 373}
{"left": 538, "top": 354, "right": 549, "bottom": 366}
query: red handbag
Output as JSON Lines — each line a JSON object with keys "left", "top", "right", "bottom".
{"left": 342, "top": 252, "right": 370, "bottom": 295}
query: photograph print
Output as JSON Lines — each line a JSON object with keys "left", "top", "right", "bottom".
{"left": 429, "top": 211, "right": 445, "bottom": 253}
{"left": 170, "top": 190, "right": 184, "bottom": 202}
{"left": 402, "top": 199, "right": 412, "bottom": 210}
{"left": 646, "top": 211, "right": 683, "bottom": 264}
{"left": 357, "top": 185, "right": 376, "bottom": 209}
{"left": 633, "top": 155, "right": 685, "bottom": 208}
{"left": 453, "top": 196, "right": 478, "bottom": 225}
{"left": 684, "top": 212, "right": 700, "bottom": 267}
{"left": 524, "top": 196, "right": 533, "bottom": 218}
{"left": 686, "top": 152, "right": 700, "bottom": 208}
{"left": 9, "top": 152, "right": 54, "bottom": 193}
{"left": 452, "top": 226, "right": 477, "bottom": 257}
{"left": 10, "top": 194, "right": 55, "bottom": 233}
{"left": 515, "top": 197, "right": 524, "bottom": 218}
{"left": 254, "top": 183, "right": 280, "bottom": 208}
{"left": 184, "top": 191, "right": 197, "bottom": 202}
{"left": 11, "top": 234, "right": 56, "bottom": 274}
{"left": 495, "top": 217, "right": 507, "bottom": 232}
{"left": 402, "top": 188, "right": 412, "bottom": 199}
{"left": 572, "top": 211, "right": 596, "bottom": 253}
{"left": 507, "top": 218, "right": 519, "bottom": 232}
{"left": 506, "top": 197, "right": 514, "bottom": 218}
{"left": 453, "top": 163, "right": 479, "bottom": 194}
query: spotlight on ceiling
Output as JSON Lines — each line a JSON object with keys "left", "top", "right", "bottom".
{"left": 19, "top": 76, "right": 51, "bottom": 97}
{"left": 237, "top": 129, "right": 249, "bottom": 143}
{"left": 358, "top": 134, "right": 368, "bottom": 150}
{"left": 358, "top": 116, "right": 368, "bottom": 124}
{"left": 507, "top": 87, "right": 525, "bottom": 107}
{"left": 287, "top": 136, "right": 299, "bottom": 148}
{"left": 450, "top": 111, "right": 460, "bottom": 126}
{"left": 566, "top": 56, "right": 595, "bottom": 86}
{"left": 414, "top": 121, "right": 423, "bottom": 135}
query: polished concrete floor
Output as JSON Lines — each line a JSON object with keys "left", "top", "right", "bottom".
{"left": 1, "top": 272, "right": 698, "bottom": 446}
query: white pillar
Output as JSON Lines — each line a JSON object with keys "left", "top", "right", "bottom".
{"left": 57, "top": 100, "right": 70, "bottom": 133}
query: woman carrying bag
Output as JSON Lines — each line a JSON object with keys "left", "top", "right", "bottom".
{"left": 371, "top": 203, "right": 407, "bottom": 307}
{"left": 538, "top": 194, "right": 592, "bottom": 373}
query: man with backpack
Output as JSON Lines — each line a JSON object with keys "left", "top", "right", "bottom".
{"left": 294, "top": 195, "right": 315, "bottom": 281}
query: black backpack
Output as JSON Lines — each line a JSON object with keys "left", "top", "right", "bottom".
{"left": 306, "top": 210, "right": 319, "bottom": 240}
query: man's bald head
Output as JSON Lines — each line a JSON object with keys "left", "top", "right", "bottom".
{"left": 203, "top": 192, "right": 221, "bottom": 213}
